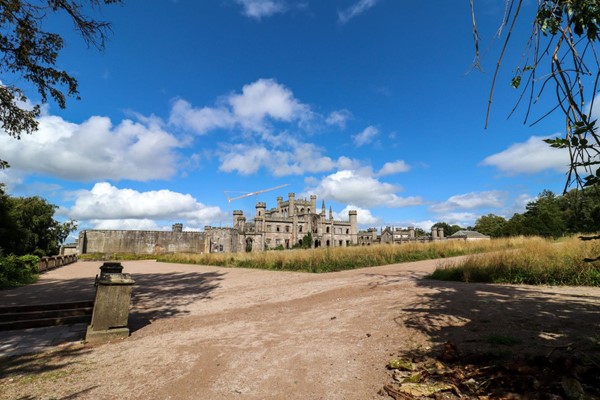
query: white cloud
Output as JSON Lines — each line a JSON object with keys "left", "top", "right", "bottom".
{"left": 377, "top": 160, "right": 410, "bottom": 176}
{"left": 353, "top": 125, "right": 379, "bottom": 147}
{"left": 338, "top": 0, "right": 380, "bottom": 24}
{"left": 0, "top": 114, "right": 183, "bottom": 181}
{"left": 67, "top": 183, "right": 225, "bottom": 227}
{"left": 334, "top": 205, "right": 381, "bottom": 226}
{"left": 89, "top": 219, "right": 163, "bottom": 231}
{"left": 325, "top": 109, "right": 352, "bottom": 129}
{"left": 169, "top": 78, "right": 310, "bottom": 134}
{"left": 481, "top": 135, "right": 568, "bottom": 174}
{"left": 306, "top": 169, "right": 423, "bottom": 208}
{"left": 431, "top": 191, "right": 506, "bottom": 213}
{"left": 218, "top": 139, "right": 338, "bottom": 176}
{"left": 235, "top": 0, "right": 286, "bottom": 19}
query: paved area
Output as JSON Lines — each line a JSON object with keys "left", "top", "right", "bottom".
{"left": 0, "top": 323, "right": 88, "bottom": 357}
{"left": 0, "top": 261, "right": 102, "bottom": 358}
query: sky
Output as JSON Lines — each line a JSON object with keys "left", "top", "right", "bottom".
{"left": 0, "top": 0, "right": 578, "bottom": 241}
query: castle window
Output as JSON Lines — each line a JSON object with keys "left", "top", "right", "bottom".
{"left": 339, "top": 240, "right": 343, "bottom": 246}
{"left": 298, "top": 225, "right": 303, "bottom": 233}
{"left": 276, "top": 226, "right": 280, "bottom": 232}
{"left": 326, "top": 227, "right": 330, "bottom": 233}
{"left": 346, "top": 240, "right": 350, "bottom": 246}
{"left": 346, "top": 229, "right": 349, "bottom": 234}
{"left": 285, "top": 225, "right": 290, "bottom": 232}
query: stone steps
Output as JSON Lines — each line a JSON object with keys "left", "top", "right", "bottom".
{"left": 0, "top": 301, "right": 94, "bottom": 331}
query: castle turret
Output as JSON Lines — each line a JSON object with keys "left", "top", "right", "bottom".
{"left": 321, "top": 200, "right": 326, "bottom": 216}
{"left": 233, "top": 210, "right": 245, "bottom": 231}
{"left": 310, "top": 195, "right": 317, "bottom": 214}
{"left": 329, "top": 206, "right": 333, "bottom": 220}
{"left": 288, "top": 192, "right": 295, "bottom": 217}
{"left": 408, "top": 226, "right": 415, "bottom": 239}
{"left": 277, "top": 196, "right": 283, "bottom": 216}
{"left": 255, "top": 202, "right": 266, "bottom": 232}
{"left": 349, "top": 210, "right": 358, "bottom": 245}
{"left": 172, "top": 223, "right": 183, "bottom": 233}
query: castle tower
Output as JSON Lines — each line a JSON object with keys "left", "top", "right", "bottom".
{"left": 255, "top": 202, "right": 266, "bottom": 232}
{"left": 277, "top": 196, "right": 283, "bottom": 216}
{"left": 321, "top": 200, "right": 326, "bottom": 216}
{"left": 408, "top": 226, "right": 415, "bottom": 239}
{"left": 348, "top": 210, "right": 358, "bottom": 245}
{"left": 233, "top": 210, "right": 245, "bottom": 231}
{"left": 172, "top": 223, "right": 183, "bottom": 233}
{"left": 288, "top": 192, "right": 295, "bottom": 217}
{"left": 329, "top": 206, "right": 333, "bottom": 220}
{"left": 310, "top": 195, "right": 317, "bottom": 214}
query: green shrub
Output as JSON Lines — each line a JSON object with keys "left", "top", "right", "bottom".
{"left": 0, "top": 255, "right": 40, "bottom": 289}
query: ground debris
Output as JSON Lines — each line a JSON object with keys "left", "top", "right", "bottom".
{"left": 381, "top": 342, "right": 600, "bottom": 400}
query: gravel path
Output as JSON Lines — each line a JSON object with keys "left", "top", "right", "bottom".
{"left": 1, "top": 258, "right": 599, "bottom": 399}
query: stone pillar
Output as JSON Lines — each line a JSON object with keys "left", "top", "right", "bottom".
{"left": 431, "top": 227, "right": 438, "bottom": 239}
{"left": 408, "top": 227, "right": 415, "bottom": 239}
{"left": 438, "top": 227, "right": 444, "bottom": 239}
{"left": 86, "top": 262, "right": 135, "bottom": 344}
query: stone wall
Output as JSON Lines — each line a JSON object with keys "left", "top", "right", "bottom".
{"left": 78, "top": 230, "right": 206, "bottom": 255}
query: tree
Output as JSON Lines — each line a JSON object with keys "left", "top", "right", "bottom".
{"left": 472, "top": 0, "right": 600, "bottom": 190}
{"left": 0, "top": 0, "right": 121, "bottom": 168}
{"left": 521, "top": 190, "right": 566, "bottom": 238}
{"left": 0, "top": 191, "right": 77, "bottom": 256}
{"left": 474, "top": 214, "right": 507, "bottom": 238}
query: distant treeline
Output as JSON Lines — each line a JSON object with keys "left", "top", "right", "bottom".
{"left": 434, "top": 188, "right": 600, "bottom": 239}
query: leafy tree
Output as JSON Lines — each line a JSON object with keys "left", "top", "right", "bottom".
{"left": 0, "top": 0, "right": 121, "bottom": 168}
{"left": 0, "top": 192, "right": 77, "bottom": 256}
{"left": 474, "top": 214, "right": 507, "bottom": 238}
{"left": 472, "top": 1, "right": 600, "bottom": 189}
{"left": 521, "top": 190, "right": 566, "bottom": 238}
{"left": 301, "top": 232, "right": 313, "bottom": 249}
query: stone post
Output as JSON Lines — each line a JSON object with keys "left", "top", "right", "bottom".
{"left": 86, "top": 262, "right": 135, "bottom": 344}
{"left": 431, "top": 227, "right": 438, "bottom": 239}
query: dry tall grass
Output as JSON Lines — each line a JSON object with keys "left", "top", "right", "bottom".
{"left": 432, "top": 235, "right": 600, "bottom": 286}
{"left": 157, "top": 237, "right": 525, "bottom": 273}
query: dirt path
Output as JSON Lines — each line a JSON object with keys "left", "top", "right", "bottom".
{"left": 1, "top": 259, "right": 600, "bottom": 399}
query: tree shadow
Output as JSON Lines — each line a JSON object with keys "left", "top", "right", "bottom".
{"left": 0, "top": 345, "right": 92, "bottom": 380}
{"left": 402, "top": 279, "right": 600, "bottom": 358}
{"left": 128, "top": 271, "right": 224, "bottom": 332}
{"left": 384, "top": 277, "right": 600, "bottom": 397}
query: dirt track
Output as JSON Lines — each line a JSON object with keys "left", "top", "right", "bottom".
{"left": 1, "top": 259, "right": 600, "bottom": 399}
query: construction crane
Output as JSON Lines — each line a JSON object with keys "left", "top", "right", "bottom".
{"left": 224, "top": 183, "right": 289, "bottom": 219}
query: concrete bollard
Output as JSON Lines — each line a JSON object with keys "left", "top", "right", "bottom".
{"left": 86, "top": 262, "right": 135, "bottom": 344}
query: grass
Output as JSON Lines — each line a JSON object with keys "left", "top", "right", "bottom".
{"left": 156, "top": 238, "right": 525, "bottom": 273}
{"left": 430, "top": 235, "right": 600, "bottom": 286}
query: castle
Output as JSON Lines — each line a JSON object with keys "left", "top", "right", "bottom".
{"left": 77, "top": 193, "right": 358, "bottom": 255}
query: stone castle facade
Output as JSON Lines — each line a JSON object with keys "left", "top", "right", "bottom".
{"left": 78, "top": 193, "right": 358, "bottom": 255}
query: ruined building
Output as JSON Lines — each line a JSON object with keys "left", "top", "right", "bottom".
{"left": 77, "top": 193, "right": 358, "bottom": 255}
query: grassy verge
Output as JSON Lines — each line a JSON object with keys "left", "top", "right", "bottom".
{"left": 156, "top": 238, "right": 525, "bottom": 273}
{"left": 430, "top": 235, "right": 600, "bottom": 286}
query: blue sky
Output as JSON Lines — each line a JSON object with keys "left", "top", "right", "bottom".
{"left": 0, "top": 0, "right": 574, "bottom": 240}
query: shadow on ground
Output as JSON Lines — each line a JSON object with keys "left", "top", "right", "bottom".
{"left": 382, "top": 277, "right": 600, "bottom": 398}
{"left": 128, "top": 271, "right": 224, "bottom": 332}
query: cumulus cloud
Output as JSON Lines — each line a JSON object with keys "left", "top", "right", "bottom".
{"left": 235, "top": 0, "right": 286, "bottom": 19}
{"left": 0, "top": 114, "right": 183, "bottom": 181}
{"left": 325, "top": 109, "right": 352, "bottom": 129}
{"left": 334, "top": 205, "right": 381, "bottom": 226}
{"left": 218, "top": 140, "right": 338, "bottom": 176}
{"left": 433, "top": 212, "right": 479, "bottom": 227}
{"left": 338, "top": 0, "right": 380, "bottom": 24}
{"left": 169, "top": 78, "right": 310, "bottom": 135}
{"left": 481, "top": 135, "right": 568, "bottom": 174}
{"left": 431, "top": 191, "right": 506, "bottom": 213}
{"left": 67, "top": 183, "right": 225, "bottom": 227}
{"left": 377, "top": 160, "right": 410, "bottom": 176}
{"left": 306, "top": 169, "right": 423, "bottom": 208}
{"left": 352, "top": 125, "right": 379, "bottom": 147}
